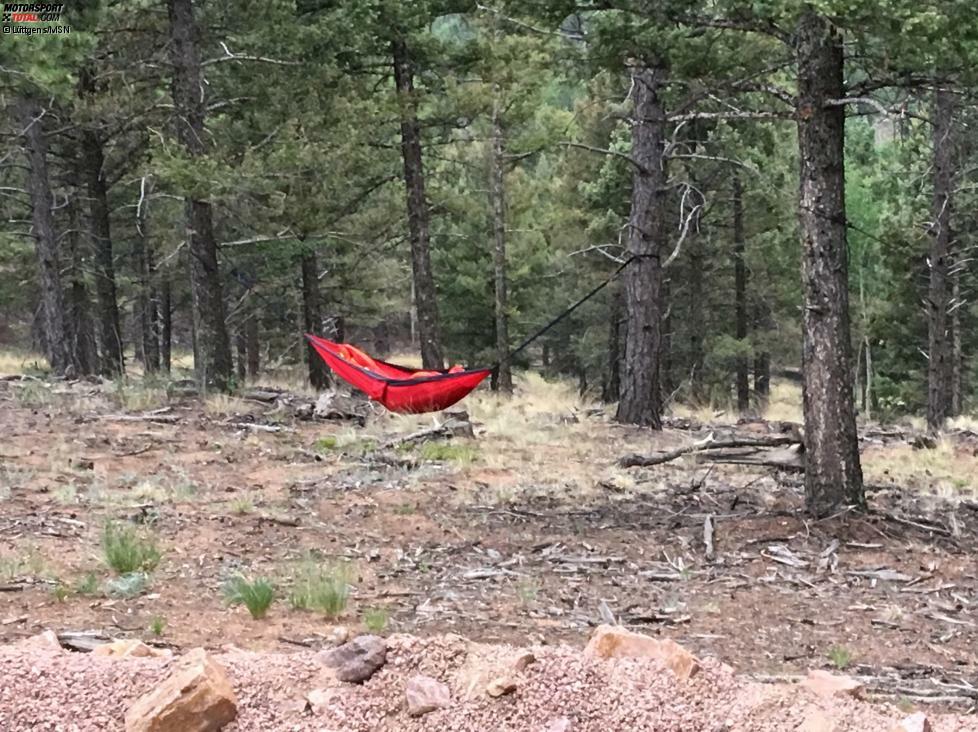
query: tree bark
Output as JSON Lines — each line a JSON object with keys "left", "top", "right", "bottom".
{"left": 489, "top": 86, "right": 513, "bottom": 393}
{"left": 795, "top": 11, "right": 864, "bottom": 515}
{"left": 245, "top": 315, "right": 259, "bottom": 378}
{"left": 167, "top": 0, "right": 232, "bottom": 390}
{"left": 159, "top": 266, "right": 172, "bottom": 372}
{"left": 951, "top": 271, "right": 962, "bottom": 416}
{"left": 18, "top": 95, "right": 72, "bottom": 375}
{"left": 79, "top": 69, "right": 124, "bottom": 376}
{"left": 615, "top": 64, "right": 666, "bottom": 428}
{"left": 134, "top": 181, "right": 160, "bottom": 373}
{"left": 66, "top": 176, "right": 97, "bottom": 376}
{"left": 687, "top": 225, "right": 705, "bottom": 403}
{"left": 300, "top": 251, "right": 330, "bottom": 390}
{"left": 603, "top": 283, "right": 622, "bottom": 402}
{"left": 927, "top": 88, "right": 954, "bottom": 431}
{"left": 235, "top": 329, "right": 246, "bottom": 383}
{"left": 733, "top": 172, "right": 750, "bottom": 412}
{"left": 392, "top": 36, "right": 444, "bottom": 370}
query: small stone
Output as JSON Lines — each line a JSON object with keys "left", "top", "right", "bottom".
{"left": 93, "top": 639, "right": 171, "bottom": 659}
{"left": 405, "top": 674, "right": 450, "bottom": 717}
{"left": 891, "top": 712, "right": 931, "bottom": 732}
{"left": 511, "top": 651, "right": 536, "bottom": 672}
{"left": 486, "top": 675, "right": 517, "bottom": 697}
{"left": 317, "top": 635, "right": 387, "bottom": 683}
{"left": 584, "top": 625, "right": 700, "bottom": 679}
{"left": 306, "top": 687, "right": 341, "bottom": 715}
{"left": 801, "top": 669, "right": 864, "bottom": 699}
{"left": 17, "top": 630, "right": 62, "bottom": 652}
{"left": 124, "top": 648, "right": 236, "bottom": 732}
{"left": 330, "top": 626, "right": 350, "bottom": 645}
{"left": 545, "top": 718, "right": 572, "bottom": 732}
{"left": 799, "top": 710, "right": 836, "bottom": 732}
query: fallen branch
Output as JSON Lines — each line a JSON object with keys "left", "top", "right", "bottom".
{"left": 619, "top": 433, "right": 798, "bottom": 467}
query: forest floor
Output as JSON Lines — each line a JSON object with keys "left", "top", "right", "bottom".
{"left": 1, "top": 367, "right": 978, "bottom": 721}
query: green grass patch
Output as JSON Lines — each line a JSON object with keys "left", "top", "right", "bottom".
{"left": 224, "top": 575, "right": 275, "bottom": 619}
{"left": 827, "top": 645, "right": 852, "bottom": 670}
{"left": 362, "top": 606, "right": 389, "bottom": 633}
{"left": 102, "top": 521, "right": 161, "bottom": 574}
{"left": 289, "top": 560, "right": 351, "bottom": 618}
{"left": 418, "top": 442, "right": 479, "bottom": 464}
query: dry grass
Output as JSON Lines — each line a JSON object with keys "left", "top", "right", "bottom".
{"left": 0, "top": 349, "right": 47, "bottom": 375}
{"left": 862, "top": 439, "right": 978, "bottom": 499}
{"left": 762, "top": 381, "right": 804, "bottom": 423}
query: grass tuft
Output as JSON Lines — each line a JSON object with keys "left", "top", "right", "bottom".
{"left": 418, "top": 442, "right": 479, "bottom": 464}
{"left": 362, "top": 606, "right": 389, "bottom": 633}
{"left": 827, "top": 645, "right": 852, "bottom": 670}
{"left": 102, "top": 521, "right": 161, "bottom": 574}
{"left": 289, "top": 561, "right": 351, "bottom": 618}
{"left": 223, "top": 574, "right": 275, "bottom": 619}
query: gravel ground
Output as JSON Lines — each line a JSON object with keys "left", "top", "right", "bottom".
{"left": 1, "top": 633, "right": 977, "bottom": 732}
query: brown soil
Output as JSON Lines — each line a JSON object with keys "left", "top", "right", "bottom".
{"left": 1, "top": 378, "right": 977, "bottom": 722}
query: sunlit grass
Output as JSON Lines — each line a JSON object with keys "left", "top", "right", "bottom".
{"left": 0, "top": 348, "right": 47, "bottom": 375}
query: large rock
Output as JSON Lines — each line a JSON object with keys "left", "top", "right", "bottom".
{"left": 801, "top": 669, "right": 864, "bottom": 699}
{"left": 317, "top": 635, "right": 387, "bottom": 683}
{"left": 310, "top": 392, "right": 367, "bottom": 424}
{"left": 17, "top": 630, "right": 62, "bottom": 652}
{"left": 93, "top": 639, "right": 171, "bottom": 659}
{"left": 124, "top": 648, "right": 237, "bottom": 732}
{"left": 891, "top": 713, "right": 931, "bottom": 732}
{"left": 584, "top": 625, "right": 700, "bottom": 679}
{"left": 405, "top": 674, "right": 451, "bottom": 716}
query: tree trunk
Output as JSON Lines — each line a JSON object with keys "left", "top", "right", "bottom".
{"left": 615, "top": 64, "right": 666, "bottom": 428}
{"left": 159, "top": 267, "right": 172, "bottom": 372}
{"left": 687, "top": 226, "right": 705, "bottom": 403}
{"left": 246, "top": 315, "right": 259, "bottom": 378}
{"left": 795, "top": 11, "right": 864, "bottom": 515}
{"left": 300, "top": 251, "right": 330, "bottom": 390}
{"left": 733, "top": 172, "right": 750, "bottom": 412}
{"left": 661, "top": 276, "right": 672, "bottom": 398}
{"left": 927, "top": 88, "right": 954, "bottom": 431}
{"left": 167, "top": 0, "right": 232, "bottom": 391}
{"left": 134, "top": 182, "right": 160, "bottom": 373}
{"left": 603, "top": 283, "right": 622, "bottom": 402}
{"left": 489, "top": 87, "right": 513, "bottom": 393}
{"left": 79, "top": 69, "right": 124, "bottom": 376}
{"left": 951, "top": 271, "right": 962, "bottom": 415}
{"left": 18, "top": 95, "right": 72, "bottom": 375}
{"left": 66, "top": 179, "right": 98, "bottom": 376}
{"left": 392, "top": 36, "right": 444, "bottom": 370}
{"left": 235, "top": 329, "right": 246, "bottom": 383}
{"left": 753, "top": 295, "right": 772, "bottom": 405}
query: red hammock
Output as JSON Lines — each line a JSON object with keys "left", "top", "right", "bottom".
{"left": 305, "top": 334, "right": 492, "bottom": 414}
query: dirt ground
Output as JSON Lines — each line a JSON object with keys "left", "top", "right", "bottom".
{"left": 1, "top": 373, "right": 977, "bottom": 716}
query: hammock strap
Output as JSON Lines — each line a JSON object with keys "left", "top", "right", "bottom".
{"left": 504, "top": 255, "right": 642, "bottom": 363}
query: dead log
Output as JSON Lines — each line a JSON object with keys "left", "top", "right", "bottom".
{"left": 619, "top": 433, "right": 799, "bottom": 468}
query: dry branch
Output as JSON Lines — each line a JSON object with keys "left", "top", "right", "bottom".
{"left": 619, "top": 433, "right": 798, "bottom": 467}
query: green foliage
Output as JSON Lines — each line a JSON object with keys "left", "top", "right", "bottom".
{"left": 75, "top": 572, "right": 100, "bottom": 596}
{"left": 289, "top": 561, "right": 351, "bottom": 619}
{"left": 105, "top": 572, "right": 150, "bottom": 598}
{"left": 224, "top": 575, "right": 276, "bottom": 619}
{"left": 362, "top": 607, "right": 389, "bottom": 633}
{"left": 149, "top": 616, "right": 167, "bottom": 637}
{"left": 418, "top": 442, "right": 479, "bottom": 463}
{"left": 101, "top": 522, "right": 161, "bottom": 575}
{"left": 827, "top": 645, "right": 853, "bottom": 670}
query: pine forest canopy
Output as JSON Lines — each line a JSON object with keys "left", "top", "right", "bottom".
{"left": 1, "top": 0, "right": 977, "bottom": 516}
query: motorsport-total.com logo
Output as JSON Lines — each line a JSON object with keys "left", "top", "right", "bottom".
{"left": 2, "top": 3, "right": 70, "bottom": 35}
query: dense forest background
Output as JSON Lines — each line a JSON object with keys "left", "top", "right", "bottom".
{"left": 2, "top": 2, "right": 977, "bottom": 474}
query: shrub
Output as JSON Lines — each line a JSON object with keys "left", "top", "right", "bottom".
{"left": 102, "top": 521, "right": 161, "bottom": 574}
{"left": 419, "top": 442, "right": 478, "bottom": 463}
{"left": 223, "top": 575, "right": 275, "bottom": 619}
{"left": 362, "top": 607, "right": 389, "bottom": 633}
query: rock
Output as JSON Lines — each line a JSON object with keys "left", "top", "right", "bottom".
{"left": 801, "top": 669, "right": 864, "bottom": 699}
{"left": 405, "top": 674, "right": 451, "bottom": 717}
{"left": 317, "top": 635, "right": 387, "bottom": 683}
{"left": 891, "top": 712, "right": 931, "bottom": 732}
{"left": 330, "top": 626, "right": 350, "bottom": 645}
{"left": 18, "top": 630, "right": 61, "bottom": 652}
{"left": 511, "top": 651, "right": 536, "bottom": 672}
{"left": 584, "top": 625, "right": 700, "bottom": 679}
{"left": 93, "top": 639, "right": 171, "bottom": 659}
{"left": 545, "top": 718, "right": 572, "bottom": 732}
{"left": 124, "top": 647, "right": 237, "bottom": 732}
{"left": 799, "top": 710, "right": 836, "bottom": 732}
{"left": 486, "top": 675, "right": 517, "bottom": 697}
{"left": 306, "top": 687, "right": 342, "bottom": 715}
